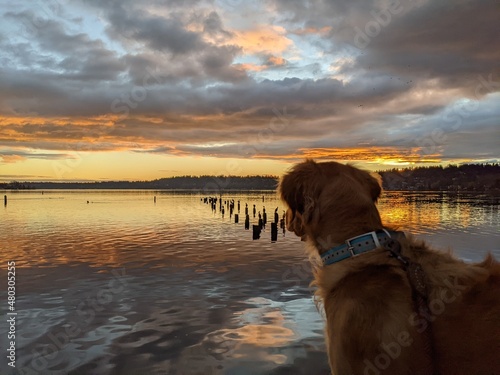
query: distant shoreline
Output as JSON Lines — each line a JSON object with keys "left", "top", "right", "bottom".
{"left": 1, "top": 189, "right": 499, "bottom": 199}
{"left": 1, "top": 164, "right": 499, "bottom": 192}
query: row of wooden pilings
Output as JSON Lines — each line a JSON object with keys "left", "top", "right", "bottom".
{"left": 202, "top": 196, "right": 286, "bottom": 242}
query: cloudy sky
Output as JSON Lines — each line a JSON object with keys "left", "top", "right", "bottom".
{"left": 0, "top": 0, "right": 498, "bottom": 181}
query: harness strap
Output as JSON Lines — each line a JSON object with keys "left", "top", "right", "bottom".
{"left": 384, "top": 239, "right": 438, "bottom": 375}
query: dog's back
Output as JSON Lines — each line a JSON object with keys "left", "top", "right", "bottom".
{"left": 432, "top": 254, "right": 500, "bottom": 375}
{"left": 318, "top": 241, "right": 500, "bottom": 375}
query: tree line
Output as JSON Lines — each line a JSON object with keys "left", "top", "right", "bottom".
{"left": 1, "top": 164, "right": 499, "bottom": 192}
{"left": 0, "top": 175, "right": 279, "bottom": 191}
{"left": 379, "top": 164, "right": 500, "bottom": 191}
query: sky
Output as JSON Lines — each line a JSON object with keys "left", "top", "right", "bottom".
{"left": 0, "top": 0, "right": 499, "bottom": 182}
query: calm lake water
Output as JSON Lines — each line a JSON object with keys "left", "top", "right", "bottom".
{"left": 0, "top": 190, "right": 499, "bottom": 375}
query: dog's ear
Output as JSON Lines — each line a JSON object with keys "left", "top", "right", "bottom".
{"left": 367, "top": 172, "right": 382, "bottom": 202}
{"left": 348, "top": 166, "right": 383, "bottom": 202}
{"left": 279, "top": 159, "right": 322, "bottom": 228}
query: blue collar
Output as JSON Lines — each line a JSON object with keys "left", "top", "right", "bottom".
{"left": 321, "top": 229, "right": 405, "bottom": 266}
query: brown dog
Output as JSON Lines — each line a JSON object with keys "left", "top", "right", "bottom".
{"left": 279, "top": 159, "right": 500, "bottom": 375}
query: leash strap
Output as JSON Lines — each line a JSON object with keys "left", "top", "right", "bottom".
{"left": 384, "top": 239, "right": 438, "bottom": 375}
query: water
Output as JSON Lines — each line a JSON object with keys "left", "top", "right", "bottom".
{"left": 0, "top": 190, "right": 498, "bottom": 375}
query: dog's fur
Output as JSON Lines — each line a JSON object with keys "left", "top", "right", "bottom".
{"left": 279, "top": 159, "right": 500, "bottom": 375}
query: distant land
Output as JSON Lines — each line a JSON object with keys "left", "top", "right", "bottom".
{"left": 2, "top": 164, "right": 499, "bottom": 192}
{"left": 380, "top": 164, "right": 499, "bottom": 192}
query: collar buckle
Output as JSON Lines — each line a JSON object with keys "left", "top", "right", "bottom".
{"left": 347, "top": 244, "right": 355, "bottom": 257}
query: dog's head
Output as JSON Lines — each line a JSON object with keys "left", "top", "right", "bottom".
{"left": 278, "top": 159, "right": 383, "bottom": 245}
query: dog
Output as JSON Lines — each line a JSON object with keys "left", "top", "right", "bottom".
{"left": 279, "top": 159, "right": 500, "bottom": 375}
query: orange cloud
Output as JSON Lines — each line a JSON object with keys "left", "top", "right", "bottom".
{"left": 265, "top": 55, "right": 287, "bottom": 66}
{"left": 291, "top": 26, "right": 332, "bottom": 36}
{"left": 233, "top": 55, "right": 287, "bottom": 72}
{"left": 0, "top": 115, "right": 120, "bottom": 127}
{"left": 0, "top": 155, "right": 26, "bottom": 163}
{"left": 1, "top": 113, "right": 443, "bottom": 167}
{"left": 231, "top": 26, "right": 293, "bottom": 55}
{"left": 0, "top": 115, "right": 165, "bottom": 148}
{"left": 255, "top": 147, "right": 442, "bottom": 164}
{"left": 234, "top": 63, "right": 268, "bottom": 72}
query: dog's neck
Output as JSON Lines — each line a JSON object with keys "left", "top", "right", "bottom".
{"left": 309, "top": 211, "right": 384, "bottom": 255}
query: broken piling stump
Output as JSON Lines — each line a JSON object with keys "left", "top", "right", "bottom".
{"left": 252, "top": 225, "right": 261, "bottom": 240}
{"left": 271, "top": 222, "right": 278, "bottom": 242}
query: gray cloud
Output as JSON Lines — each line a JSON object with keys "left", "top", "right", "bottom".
{"left": 272, "top": 0, "right": 500, "bottom": 95}
{"left": 5, "top": 11, "right": 127, "bottom": 81}
{"left": 348, "top": 1, "right": 499, "bottom": 93}
{"left": 106, "top": 7, "right": 203, "bottom": 54}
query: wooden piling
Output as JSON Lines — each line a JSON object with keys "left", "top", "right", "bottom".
{"left": 235, "top": 214, "right": 239, "bottom": 223}
{"left": 245, "top": 215, "right": 250, "bottom": 230}
{"left": 252, "top": 225, "right": 261, "bottom": 240}
{"left": 4, "top": 195, "right": 7, "bottom": 206}
{"left": 154, "top": 196, "right": 156, "bottom": 203}
{"left": 271, "top": 222, "right": 278, "bottom": 242}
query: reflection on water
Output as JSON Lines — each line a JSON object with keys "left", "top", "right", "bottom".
{"left": 380, "top": 191, "right": 499, "bottom": 261}
{"left": 0, "top": 190, "right": 498, "bottom": 374}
